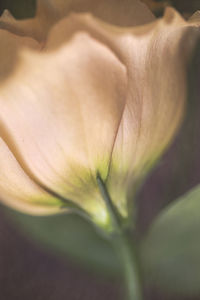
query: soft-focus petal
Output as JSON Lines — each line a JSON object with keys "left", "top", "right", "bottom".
{"left": 50, "top": 0, "right": 154, "bottom": 25}
{"left": 107, "top": 9, "right": 200, "bottom": 213}
{"left": 57, "top": 9, "right": 200, "bottom": 214}
{"left": 40, "top": 0, "right": 155, "bottom": 26}
{"left": 0, "top": 0, "right": 155, "bottom": 42}
{"left": 0, "top": 138, "right": 64, "bottom": 215}
{"left": 0, "top": 27, "right": 127, "bottom": 222}
{"left": 0, "top": 27, "right": 39, "bottom": 82}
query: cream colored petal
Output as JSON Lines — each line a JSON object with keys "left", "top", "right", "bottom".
{"left": 107, "top": 8, "right": 200, "bottom": 213}
{"left": 39, "top": 0, "right": 155, "bottom": 26}
{"left": 0, "top": 28, "right": 39, "bottom": 82}
{"left": 57, "top": 9, "right": 200, "bottom": 214}
{"left": 0, "top": 30, "right": 127, "bottom": 220}
{"left": 0, "top": 137, "right": 64, "bottom": 215}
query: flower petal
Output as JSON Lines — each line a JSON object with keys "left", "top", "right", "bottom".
{"left": 0, "top": 0, "right": 155, "bottom": 42}
{"left": 0, "top": 137, "right": 64, "bottom": 215}
{"left": 0, "top": 27, "right": 39, "bottom": 82}
{"left": 40, "top": 0, "right": 155, "bottom": 26}
{"left": 107, "top": 9, "right": 200, "bottom": 212}
{"left": 59, "top": 9, "right": 200, "bottom": 214}
{"left": 0, "top": 26, "right": 127, "bottom": 219}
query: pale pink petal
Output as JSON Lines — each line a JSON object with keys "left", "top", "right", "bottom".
{"left": 0, "top": 28, "right": 127, "bottom": 221}
{"left": 58, "top": 9, "right": 200, "bottom": 214}
{"left": 0, "top": 27, "right": 39, "bottom": 82}
{"left": 0, "top": 137, "right": 65, "bottom": 215}
{"left": 107, "top": 9, "right": 200, "bottom": 213}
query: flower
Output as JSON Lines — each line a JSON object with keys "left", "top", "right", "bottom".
{"left": 0, "top": 0, "right": 199, "bottom": 226}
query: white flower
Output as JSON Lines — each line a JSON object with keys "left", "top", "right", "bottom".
{"left": 0, "top": 0, "right": 199, "bottom": 226}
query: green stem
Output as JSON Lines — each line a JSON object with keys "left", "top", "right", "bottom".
{"left": 114, "top": 232, "right": 143, "bottom": 300}
{"left": 97, "top": 174, "right": 143, "bottom": 300}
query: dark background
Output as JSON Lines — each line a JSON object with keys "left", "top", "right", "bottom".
{"left": 0, "top": 1, "right": 200, "bottom": 299}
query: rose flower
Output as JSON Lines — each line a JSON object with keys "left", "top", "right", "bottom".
{"left": 0, "top": 0, "right": 199, "bottom": 227}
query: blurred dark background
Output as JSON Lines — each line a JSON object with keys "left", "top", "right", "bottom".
{"left": 0, "top": 0, "right": 200, "bottom": 300}
{"left": 0, "top": 0, "right": 36, "bottom": 18}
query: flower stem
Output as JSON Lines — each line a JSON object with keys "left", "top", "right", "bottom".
{"left": 114, "top": 232, "right": 143, "bottom": 300}
{"left": 96, "top": 174, "right": 143, "bottom": 300}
